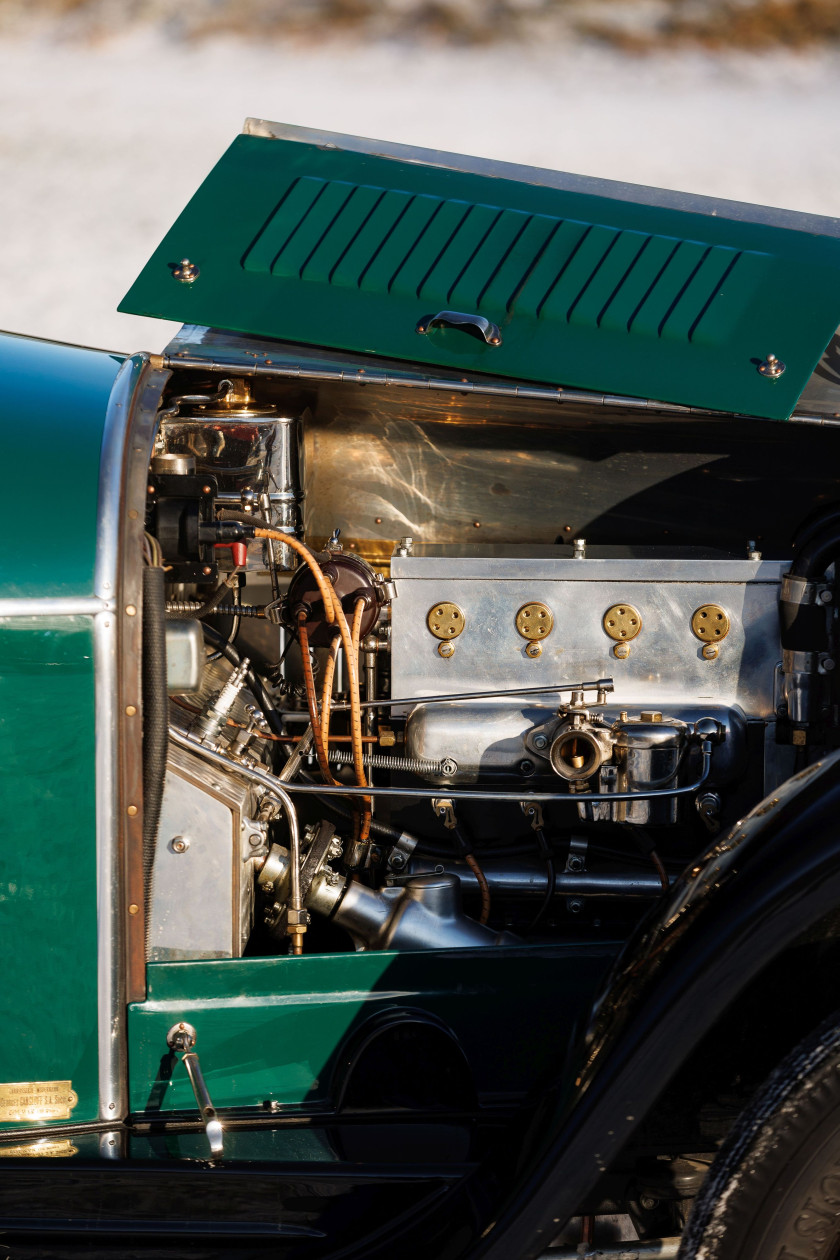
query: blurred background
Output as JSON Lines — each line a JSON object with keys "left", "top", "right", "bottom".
{"left": 0, "top": 0, "right": 838, "bottom": 352}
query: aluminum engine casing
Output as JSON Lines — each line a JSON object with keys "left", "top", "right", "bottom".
{"left": 148, "top": 741, "right": 267, "bottom": 961}
{"left": 393, "top": 545, "right": 782, "bottom": 781}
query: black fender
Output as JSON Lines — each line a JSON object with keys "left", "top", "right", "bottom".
{"left": 471, "top": 750, "right": 840, "bottom": 1260}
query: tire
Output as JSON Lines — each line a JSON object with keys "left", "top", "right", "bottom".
{"left": 680, "top": 1012, "right": 840, "bottom": 1260}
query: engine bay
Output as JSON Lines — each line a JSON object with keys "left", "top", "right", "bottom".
{"left": 137, "top": 352, "right": 840, "bottom": 966}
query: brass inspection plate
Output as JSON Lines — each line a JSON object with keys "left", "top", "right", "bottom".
{"left": 427, "top": 602, "right": 465, "bottom": 640}
{"left": 603, "top": 604, "right": 642, "bottom": 642}
{"left": 0, "top": 1081, "right": 78, "bottom": 1124}
{"left": 691, "top": 604, "right": 730, "bottom": 642}
{"left": 515, "top": 602, "right": 553, "bottom": 640}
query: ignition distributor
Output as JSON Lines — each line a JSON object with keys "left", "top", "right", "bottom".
{"left": 282, "top": 542, "right": 382, "bottom": 645}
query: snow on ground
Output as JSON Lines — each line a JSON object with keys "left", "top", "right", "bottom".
{"left": 1, "top": 31, "right": 839, "bottom": 353}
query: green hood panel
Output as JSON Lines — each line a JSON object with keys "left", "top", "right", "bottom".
{"left": 120, "top": 123, "right": 840, "bottom": 420}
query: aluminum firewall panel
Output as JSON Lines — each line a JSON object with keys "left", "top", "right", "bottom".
{"left": 120, "top": 123, "right": 840, "bottom": 419}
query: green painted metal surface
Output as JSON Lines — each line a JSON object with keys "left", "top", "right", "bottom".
{"left": 129, "top": 946, "right": 614, "bottom": 1116}
{"left": 0, "top": 619, "right": 99, "bottom": 1127}
{"left": 0, "top": 332, "right": 122, "bottom": 599}
{"left": 121, "top": 132, "right": 840, "bottom": 419}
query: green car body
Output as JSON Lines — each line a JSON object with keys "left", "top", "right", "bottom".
{"left": 3, "top": 123, "right": 840, "bottom": 1258}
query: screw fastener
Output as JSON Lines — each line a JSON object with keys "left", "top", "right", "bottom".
{"left": 438, "top": 641, "right": 455, "bottom": 659}
{"left": 525, "top": 642, "right": 542, "bottom": 658}
{"left": 758, "top": 353, "right": 786, "bottom": 379}
{"left": 172, "top": 258, "right": 200, "bottom": 283}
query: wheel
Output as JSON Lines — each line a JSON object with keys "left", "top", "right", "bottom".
{"left": 680, "top": 1012, "right": 840, "bottom": 1259}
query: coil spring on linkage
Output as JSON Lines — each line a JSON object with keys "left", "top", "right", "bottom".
{"left": 166, "top": 601, "right": 266, "bottom": 618}
{"left": 326, "top": 748, "right": 455, "bottom": 776}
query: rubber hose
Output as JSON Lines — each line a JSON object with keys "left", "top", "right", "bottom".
{"left": 780, "top": 520, "right": 840, "bottom": 652}
{"left": 142, "top": 566, "right": 168, "bottom": 938}
{"left": 217, "top": 508, "right": 271, "bottom": 527}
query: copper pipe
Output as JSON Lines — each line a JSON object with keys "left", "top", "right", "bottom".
{"left": 464, "top": 853, "right": 491, "bottom": 925}
{"left": 650, "top": 849, "right": 670, "bottom": 892}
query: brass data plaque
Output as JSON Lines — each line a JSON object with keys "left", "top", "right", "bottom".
{"left": 0, "top": 1139, "right": 78, "bottom": 1158}
{"left": 0, "top": 1081, "right": 78, "bottom": 1123}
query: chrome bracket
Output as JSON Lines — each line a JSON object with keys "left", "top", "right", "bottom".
{"left": 165, "top": 1022, "right": 223, "bottom": 1158}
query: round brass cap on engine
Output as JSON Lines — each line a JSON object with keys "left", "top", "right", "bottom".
{"left": 603, "top": 604, "right": 642, "bottom": 642}
{"left": 515, "top": 602, "right": 553, "bottom": 640}
{"left": 427, "top": 602, "right": 465, "bottom": 640}
{"left": 691, "top": 604, "right": 730, "bottom": 642}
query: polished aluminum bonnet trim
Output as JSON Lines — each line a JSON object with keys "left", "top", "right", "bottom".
{"left": 96, "top": 356, "right": 147, "bottom": 602}
{"left": 94, "top": 354, "right": 169, "bottom": 1124}
{"left": 93, "top": 608, "right": 120, "bottom": 1122}
{"left": 0, "top": 596, "right": 114, "bottom": 618}
{"left": 93, "top": 356, "right": 148, "bottom": 1126}
{"left": 161, "top": 330, "right": 719, "bottom": 416}
{"left": 162, "top": 327, "right": 831, "bottom": 426}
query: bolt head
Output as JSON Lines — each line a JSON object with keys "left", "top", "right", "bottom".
{"left": 533, "top": 733, "right": 548, "bottom": 750}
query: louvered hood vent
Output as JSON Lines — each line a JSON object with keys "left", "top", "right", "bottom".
{"left": 120, "top": 121, "right": 840, "bottom": 420}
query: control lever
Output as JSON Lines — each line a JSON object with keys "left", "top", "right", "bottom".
{"left": 165, "top": 1022, "right": 223, "bottom": 1158}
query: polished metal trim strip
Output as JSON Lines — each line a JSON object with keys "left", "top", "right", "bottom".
{"left": 0, "top": 597, "right": 113, "bottom": 618}
{"left": 161, "top": 348, "right": 720, "bottom": 417}
{"left": 94, "top": 608, "right": 121, "bottom": 1124}
{"left": 96, "top": 356, "right": 147, "bottom": 602}
{"left": 93, "top": 353, "right": 168, "bottom": 1126}
{"left": 243, "top": 118, "right": 840, "bottom": 241}
{"left": 93, "top": 356, "right": 150, "bottom": 1128}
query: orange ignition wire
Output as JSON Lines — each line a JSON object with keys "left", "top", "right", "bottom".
{"left": 350, "top": 598, "right": 371, "bottom": 840}
{"left": 297, "top": 612, "right": 338, "bottom": 786}
{"left": 324, "top": 589, "right": 371, "bottom": 839}
{"left": 320, "top": 631, "right": 341, "bottom": 749}
{"left": 253, "top": 529, "right": 335, "bottom": 625}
